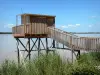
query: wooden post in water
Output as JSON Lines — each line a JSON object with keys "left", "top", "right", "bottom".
{"left": 70, "top": 36, "right": 73, "bottom": 63}
{"left": 28, "top": 38, "right": 31, "bottom": 60}
{"left": 52, "top": 40, "right": 55, "bottom": 48}
{"left": 46, "top": 38, "right": 49, "bottom": 54}
{"left": 38, "top": 38, "right": 41, "bottom": 56}
{"left": 16, "top": 38, "right": 20, "bottom": 64}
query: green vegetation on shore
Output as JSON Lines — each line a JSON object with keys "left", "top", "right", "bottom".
{"left": 0, "top": 52, "right": 100, "bottom": 75}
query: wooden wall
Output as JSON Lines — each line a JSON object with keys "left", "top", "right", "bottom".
{"left": 12, "top": 23, "right": 48, "bottom": 35}
{"left": 30, "top": 16, "right": 55, "bottom": 27}
{"left": 21, "top": 15, "right": 55, "bottom": 27}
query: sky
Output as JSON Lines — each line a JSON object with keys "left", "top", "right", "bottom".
{"left": 0, "top": 0, "right": 100, "bottom": 32}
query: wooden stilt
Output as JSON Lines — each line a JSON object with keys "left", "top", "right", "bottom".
{"left": 63, "top": 44, "right": 64, "bottom": 49}
{"left": 52, "top": 40, "right": 55, "bottom": 48}
{"left": 28, "top": 38, "right": 31, "bottom": 60}
{"left": 72, "top": 49, "right": 73, "bottom": 63}
{"left": 46, "top": 38, "right": 49, "bottom": 54}
{"left": 31, "top": 38, "right": 38, "bottom": 50}
{"left": 40, "top": 39, "right": 46, "bottom": 50}
{"left": 77, "top": 50, "right": 80, "bottom": 59}
{"left": 38, "top": 38, "right": 41, "bottom": 56}
{"left": 16, "top": 38, "right": 20, "bottom": 64}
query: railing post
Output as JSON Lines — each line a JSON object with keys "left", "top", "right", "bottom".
{"left": 70, "top": 36, "right": 74, "bottom": 63}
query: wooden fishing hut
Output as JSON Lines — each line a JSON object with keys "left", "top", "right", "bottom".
{"left": 12, "top": 13, "right": 55, "bottom": 38}
{"left": 12, "top": 13, "right": 56, "bottom": 63}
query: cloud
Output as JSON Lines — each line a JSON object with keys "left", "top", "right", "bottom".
{"left": 61, "top": 25, "right": 68, "bottom": 28}
{"left": 4, "top": 24, "right": 15, "bottom": 28}
{"left": 88, "top": 25, "right": 92, "bottom": 27}
{"left": 76, "top": 24, "right": 80, "bottom": 26}
{"left": 68, "top": 24, "right": 73, "bottom": 27}
{"left": 91, "top": 16, "right": 96, "bottom": 18}
{"left": 61, "top": 24, "right": 81, "bottom": 29}
{"left": 68, "top": 24, "right": 76, "bottom": 27}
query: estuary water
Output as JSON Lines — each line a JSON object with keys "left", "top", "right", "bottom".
{"left": 0, "top": 34, "right": 82, "bottom": 63}
{"left": 0, "top": 34, "right": 17, "bottom": 62}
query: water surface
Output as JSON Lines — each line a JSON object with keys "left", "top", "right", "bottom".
{"left": 0, "top": 34, "right": 83, "bottom": 63}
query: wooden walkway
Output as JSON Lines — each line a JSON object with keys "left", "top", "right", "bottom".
{"left": 48, "top": 27, "right": 100, "bottom": 51}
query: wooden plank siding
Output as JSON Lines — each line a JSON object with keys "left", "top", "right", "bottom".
{"left": 12, "top": 23, "right": 49, "bottom": 38}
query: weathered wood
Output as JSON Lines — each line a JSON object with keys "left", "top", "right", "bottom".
{"left": 48, "top": 27, "right": 100, "bottom": 51}
{"left": 12, "top": 14, "right": 100, "bottom": 52}
{"left": 12, "top": 23, "right": 49, "bottom": 37}
{"left": 13, "top": 14, "right": 55, "bottom": 38}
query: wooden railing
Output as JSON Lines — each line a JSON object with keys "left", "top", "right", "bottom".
{"left": 12, "top": 23, "right": 49, "bottom": 35}
{"left": 48, "top": 27, "right": 100, "bottom": 51}
{"left": 12, "top": 25, "right": 24, "bottom": 34}
{"left": 12, "top": 24, "right": 100, "bottom": 51}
